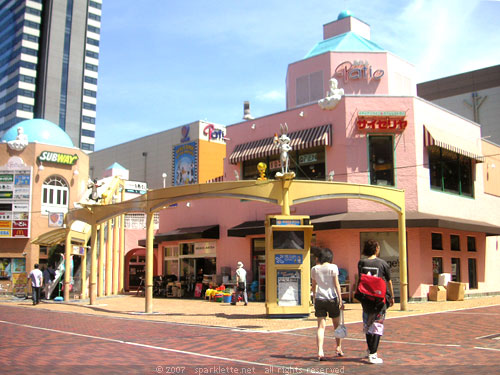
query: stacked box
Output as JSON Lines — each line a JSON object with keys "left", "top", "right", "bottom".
{"left": 446, "top": 281, "right": 465, "bottom": 301}
{"left": 428, "top": 285, "right": 446, "bottom": 301}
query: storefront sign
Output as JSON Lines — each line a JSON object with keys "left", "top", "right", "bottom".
{"left": 38, "top": 151, "right": 78, "bottom": 165}
{"left": 357, "top": 118, "right": 407, "bottom": 131}
{"left": 0, "top": 221, "right": 10, "bottom": 228}
{"left": 276, "top": 219, "right": 301, "bottom": 226}
{"left": 298, "top": 153, "right": 317, "bottom": 165}
{"left": 0, "top": 229, "right": 11, "bottom": 237}
{"left": 12, "top": 229, "right": 28, "bottom": 237}
{"left": 201, "top": 123, "right": 227, "bottom": 144}
{"left": 335, "top": 60, "right": 384, "bottom": 83}
{"left": 0, "top": 174, "right": 13, "bottom": 183}
{"left": 48, "top": 213, "right": 64, "bottom": 227}
{"left": 357, "top": 111, "right": 407, "bottom": 132}
{"left": 269, "top": 160, "right": 281, "bottom": 171}
{"left": 194, "top": 242, "right": 216, "bottom": 255}
{"left": 0, "top": 191, "right": 13, "bottom": 199}
{"left": 0, "top": 212, "right": 12, "bottom": 220}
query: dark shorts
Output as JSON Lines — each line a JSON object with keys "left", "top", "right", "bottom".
{"left": 314, "top": 298, "right": 340, "bottom": 318}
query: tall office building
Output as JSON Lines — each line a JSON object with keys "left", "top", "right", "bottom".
{"left": 0, "top": 0, "right": 102, "bottom": 151}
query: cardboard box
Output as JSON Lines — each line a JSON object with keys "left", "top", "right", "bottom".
{"left": 428, "top": 285, "right": 446, "bottom": 301}
{"left": 446, "top": 281, "right": 465, "bottom": 301}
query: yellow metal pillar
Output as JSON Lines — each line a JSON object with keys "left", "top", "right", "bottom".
{"left": 398, "top": 210, "right": 408, "bottom": 311}
{"left": 112, "top": 216, "right": 119, "bottom": 295}
{"left": 64, "top": 232, "right": 71, "bottom": 301}
{"left": 145, "top": 212, "right": 154, "bottom": 313}
{"left": 106, "top": 219, "right": 112, "bottom": 295}
{"left": 90, "top": 223, "right": 98, "bottom": 305}
{"left": 119, "top": 213, "right": 125, "bottom": 293}
{"left": 81, "top": 246, "right": 87, "bottom": 300}
{"left": 98, "top": 224, "right": 105, "bottom": 297}
{"left": 280, "top": 175, "right": 293, "bottom": 215}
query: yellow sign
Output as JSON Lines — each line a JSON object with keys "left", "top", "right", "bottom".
{"left": 38, "top": 151, "right": 79, "bottom": 165}
{"left": 0, "top": 221, "right": 10, "bottom": 228}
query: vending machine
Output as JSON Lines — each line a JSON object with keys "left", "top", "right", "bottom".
{"left": 265, "top": 214, "right": 313, "bottom": 317}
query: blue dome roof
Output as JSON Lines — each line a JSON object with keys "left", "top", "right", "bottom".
{"left": 338, "top": 10, "right": 352, "bottom": 20}
{"left": 1, "top": 119, "right": 74, "bottom": 148}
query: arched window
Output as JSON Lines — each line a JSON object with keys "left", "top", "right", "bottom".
{"left": 41, "top": 176, "right": 69, "bottom": 215}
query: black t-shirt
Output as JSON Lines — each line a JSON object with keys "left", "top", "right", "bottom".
{"left": 358, "top": 257, "right": 392, "bottom": 300}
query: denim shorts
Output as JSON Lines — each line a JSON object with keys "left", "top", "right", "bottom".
{"left": 314, "top": 298, "right": 340, "bottom": 318}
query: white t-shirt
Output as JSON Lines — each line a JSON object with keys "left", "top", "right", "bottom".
{"left": 29, "top": 269, "right": 43, "bottom": 287}
{"left": 236, "top": 267, "right": 246, "bottom": 284}
{"left": 311, "top": 263, "right": 339, "bottom": 300}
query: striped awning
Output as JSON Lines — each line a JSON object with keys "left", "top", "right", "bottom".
{"left": 423, "top": 125, "right": 484, "bottom": 162}
{"left": 229, "top": 124, "right": 331, "bottom": 164}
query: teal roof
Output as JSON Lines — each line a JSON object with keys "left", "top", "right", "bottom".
{"left": 304, "top": 31, "right": 385, "bottom": 59}
{"left": 1, "top": 119, "right": 74, "bottom": 148}
{"left": 106, "top": 162, "right": 127, "bottom": 170}
{"left": 337, "top": 10, "right": 352, "bottom": 20}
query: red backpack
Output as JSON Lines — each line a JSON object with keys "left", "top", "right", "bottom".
{"left": 355, "top": 273, "right": 387, "bottom": 311}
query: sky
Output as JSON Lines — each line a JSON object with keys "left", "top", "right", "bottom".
{"left": 94, "top": 0, "right": 500, "bottom": 151}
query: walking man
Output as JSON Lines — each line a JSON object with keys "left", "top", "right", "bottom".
{"left": 29, "top": 263, "right": 43, "bottom": 305}
{"left": 234, "top": 261, "right": 248, "bottom": 306}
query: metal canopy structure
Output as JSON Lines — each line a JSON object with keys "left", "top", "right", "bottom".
{"left": 63, "top": 177, "right": 409, "bottom": 312}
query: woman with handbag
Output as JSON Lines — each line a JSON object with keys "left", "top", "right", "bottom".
{"left": 311, "top": 247, "right": 344, "bottom": 361}
{"left": 355, "top": 239, "right": 395, "bottom": 364}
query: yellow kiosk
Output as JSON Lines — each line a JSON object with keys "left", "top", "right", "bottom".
{"left": 265, "top": 214, "right": 313, "bottom": 317}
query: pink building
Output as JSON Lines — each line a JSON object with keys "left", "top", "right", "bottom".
{"left": 155, "top": 11, "right": 500, "bottom": 301}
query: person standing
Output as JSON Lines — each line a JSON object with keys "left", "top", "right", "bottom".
{"left": 234, "top": 261, "right": 248, "bottom": 306}
{"left": 29, "top": 264, "right": 43, "bottom": 305}
{"left": 43, "top": 265, "right": 55, "bottom": 299}
{"left": 355, "top": 239, "right": 395, "bottom": 364}
{"left": 311, "top": 247, "right": 344, "bottom": 361}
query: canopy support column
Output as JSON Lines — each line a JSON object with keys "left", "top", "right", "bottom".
{"left": 145, "top": 212, "right": 154, "bottom": 313}
{"left": 398, "top": 210, "right": 408, "bottom": 311}
{"left": 64, "top": 232, "right": 71, "bottom": 301}
{"left": 90, "top": 222, "right": 98, "bottom": 305}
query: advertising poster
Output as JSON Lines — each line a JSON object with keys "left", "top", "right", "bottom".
{"left": 12, "top": 272, "right": 28, "bottom": 296}
{"left": 277, "top": 270, "right": 301, "bottom": 306}
{"left": 0, "top": 160, "right": 32, "bottom": 238}
{"left": 172, "top": 142, "right": 198, "bottom": 186}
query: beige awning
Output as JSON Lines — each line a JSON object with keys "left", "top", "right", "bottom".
{"left": 423, "top": 125, "right": 484, "bottom": 162}
{"left": 31, "top": 221, "right": 91, "bottom": 246}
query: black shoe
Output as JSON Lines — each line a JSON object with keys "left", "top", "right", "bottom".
{"left": 244, "top": 303, "right": 248, "bottom": 306}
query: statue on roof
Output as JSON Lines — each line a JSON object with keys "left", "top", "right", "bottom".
{"left": 7, "top": 127, "right": 28, "bottom": 151}
{"left": 318, "top": 78, "right": 344, "bottom": 110}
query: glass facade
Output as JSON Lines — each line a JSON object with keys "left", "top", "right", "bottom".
{"left": 0, "top": 0, "right": 102, "bottom": 151}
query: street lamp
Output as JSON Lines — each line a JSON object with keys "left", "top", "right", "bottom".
{"left": 162, "top": 172, "right": 167, "bottom": 188}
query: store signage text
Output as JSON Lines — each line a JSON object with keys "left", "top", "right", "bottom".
{"left": 357, "top": 118, "right": 407, "bottom": 131}
{"left": 38, "top": 151, "right": 79, "bottom": 165}
{"left": 203, "top": 124, "right": 226, "bottom": 142}
{"left": 335, "top": 60, "right": 384, "bottom": 83}
{"left": 299, "top": 153, "right": 318, "bottom": 165}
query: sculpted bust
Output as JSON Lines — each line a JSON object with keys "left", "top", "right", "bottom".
{"left": 318, "top": 78, "right": 344, "bottom": 110}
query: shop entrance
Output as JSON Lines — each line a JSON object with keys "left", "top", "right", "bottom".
{"left": 180, "top": 257, "right": 216, "bottom": 296}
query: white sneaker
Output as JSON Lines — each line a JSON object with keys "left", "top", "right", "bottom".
{"left": 368, "top": 353, "right": 383, "bottom": 364}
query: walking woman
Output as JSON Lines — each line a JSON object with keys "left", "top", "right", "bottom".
{"left": 311, "top": 247, "right": 344, "bottom": 360}
{"left": 355, "top": 239, "right": 395, "bottom": 364}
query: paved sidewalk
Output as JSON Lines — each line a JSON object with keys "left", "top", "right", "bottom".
{"left": 2, "top": 293, "right": 499, "bottom": 331}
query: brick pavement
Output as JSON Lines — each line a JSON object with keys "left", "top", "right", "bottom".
{"left": 0, "top": 295, "right": 499, "bottom": 374}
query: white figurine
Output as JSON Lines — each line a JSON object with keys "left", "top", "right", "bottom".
{"left": 318, "top": 78, "right": 344, "bottom": 110}
{"left": 7, "top": 126, "right": 29, "bottom": 151}
{"left": 274, "top": 123, "right": 293, "bottom": 177}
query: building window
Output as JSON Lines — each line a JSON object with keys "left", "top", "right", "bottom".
{"left": 81, "top": 129, "right": 95, "bottom": 138}
{"left": 82, "top": 116, "right": 95, "bottom": 124}
{"left": 468, "top": 258, "right": 478, "bottom": 289}
{"left": 41, "top": 176, "right": 69, "bottom": 215}
{"left": 89, "top": 1, "right": 102, "bottom": 9}
{"left": 84, "top": 76, "right": 98, "bottom": 85}
{"left": 87, "top": 25, "right": 100, "bottom": 34}
{"left": 83, "top": 102, "right": 97, "bottom": 111}
{"left": 428, "top": 147, "right": 473, "bottom": 197}
{"left": 450, "top": 235, "right": 460, "bottom": 251}
{"left": 432, "top": 257, "right": 443, "bottom": 285}
{"left": 86, "top": 50, "right": 99, "bottom": 59}
{"left": 296, "top": 71, "right": 324, "bottom": 106}
{"left": 180, "top": 243, "right": 194, "bottom": 255}
{"left": 467, "top": 236, "right": 476, "bottom": 252}
{"left": 431, "top": 233, "right": 443, "bottom": 250}
{"left": 369, "top": 135, "right": 394, "bottom": 186}
{"left": 451, "top": 258, "right": 461, "bottom": 282}
{"left": 81, "top": 143, "right": 95, "bottom": 151}
{"left": 86, "top": 37, "right": 100, "bottom": 46}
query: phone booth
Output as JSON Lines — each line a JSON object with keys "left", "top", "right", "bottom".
{"left": 265, "top": 214, "right": 313, "bottom": 317}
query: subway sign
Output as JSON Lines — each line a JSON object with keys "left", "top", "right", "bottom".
{"left": 38, "top": 151, "right": 78, "bottom": 165}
